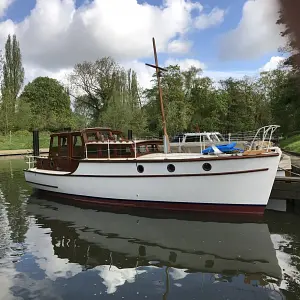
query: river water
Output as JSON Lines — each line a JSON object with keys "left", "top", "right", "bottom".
{"left": 0, "top": 158, "right": 300, "bottom": 300}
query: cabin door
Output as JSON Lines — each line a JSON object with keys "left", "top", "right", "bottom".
{"left": 56, "top": 135, "right": 71, "bottom": 171}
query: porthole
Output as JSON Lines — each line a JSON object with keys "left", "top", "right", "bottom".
{"left": 167, "top": 164, "right": 175, "bottom": 173}
{"left": 202, "top": 163, "right": 212, "bottom": 172}
{"left": 40, "top": 160, "right": 44, "bottom": 168}
{"left": 50, "top": 161, "right": 54, "bottom": 169}
{"left": 137, "top": 165, "right": 144, "bottom": 173}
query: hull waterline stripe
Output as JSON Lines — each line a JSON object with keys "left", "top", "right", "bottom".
{"left": 35, "top": 190, "right": 266, "bottom": 215}
{"left": 26, "top": 181, "right": 58, "bottom": 189}
{"left": 24, "top": 168, "right": 269, "bottom": 177}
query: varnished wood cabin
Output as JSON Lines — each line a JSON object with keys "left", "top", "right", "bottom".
{"left": 36, "top": 127, "right": 163, "bottom": 172}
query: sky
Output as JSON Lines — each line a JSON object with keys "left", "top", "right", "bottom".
{"left": 0, "top": 0, "right": 287, "bottom": 89}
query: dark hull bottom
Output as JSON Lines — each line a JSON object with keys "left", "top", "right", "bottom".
{"left": 34, "top": 189, "right": 266, "bottom": 215}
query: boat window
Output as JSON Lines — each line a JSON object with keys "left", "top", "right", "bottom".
{"left": 147, "top": 144, "right": 160, "bottom": 153}
{"left": 137, "top": 165, "right": 144, "bottom": 173}
{"left": 138, "top": 145, "right": 148, "bottom": 153}
{"left": 209, "top": 134, "right": 219, "bottom": 142}
{"left": 167, "top": 164, "right": 175, "bottom": 172}
{"left": 73, "top": 135, "right": 82, "bottom": 147}
{"left": 203, "top": 163, "right": 212, "bottom": 171}
{"left": 49, "top": 136, "right": 58, "bottom": 157}
{"left": 98, "top": 130, "right": 111, "bottom": 141}
{"left": 185, "top": 135, "right": 198, "bottom": 142}
{"left": 116, "top": 145, "right": 132, "bottom": 157}
{"left": 72, "top": 134, "right": 84, "bottom": 158}
{"left": 185, "top": 135, "right": 209, "bottom": 143}
{"left": 217, "top": 133, "right": 225, "bottom": 141}
{"left": 58, "top": 135, "right": 68, "bottom": 157}
{"left": 87, "top": 132, "right": 98, "bottom": 142}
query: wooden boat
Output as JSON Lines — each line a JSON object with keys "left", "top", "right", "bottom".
{"left": 23, "top": 38, "right": 282, "bottom": 215}
{"left": 24, "top": 125, "right": 281, "bottom": 215}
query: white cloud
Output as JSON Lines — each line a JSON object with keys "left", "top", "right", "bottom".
{"left": 0, "top": 0, "right": 281, "bottom": 93}
{"left": 165, "top": 58, "right": 206, "bottom": 70}
{"left": 167, "top": 39, "right": 192, "bottom": 54}
{"left": 259, "top": 56, "right": 285, "bottom": 72}
{"left": 203, "top": 69, "right": 257, "bottom": 82}
{"left": 119, "top": 55, "right": 284, "bottom": 90}
{"left": 0, "top": 0, "right": 225, "bottom": 72}
{"left": 169, "top": 268, "right": 188, "bottom": 280}
{"left": 121, "top": 60, "right": 154, "bottom": 90}
{"left": 220, "top": 0, "right": 286, "bottom": 60}
{"left": 25, "top": 224, "right": 83, "bottom": 281}
{"left": 271, "top": 234, "right": 300, "bottom": 290}
{"left": 23, "top": 64, "right": 72, "bottom": 86}
{"left": 128, "top": 57, "right": 258, "bottom": 89}
{"left": 194, "top": 7, "right": 225, "bottom": 30}
{"left": 96, "top": 265, "right": 146, "bottom": 294}
{"left": 0, "top": 0, "right": 14, "bottom": 18}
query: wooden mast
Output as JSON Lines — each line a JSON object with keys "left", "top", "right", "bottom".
{"left": 145, "top": 37, "right": 169, "bottom": 153}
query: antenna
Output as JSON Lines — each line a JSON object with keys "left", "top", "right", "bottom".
{"left": 145, "top": 37, "right": 169, "bottom": 154}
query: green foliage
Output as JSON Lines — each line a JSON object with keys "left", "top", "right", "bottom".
{"left": 70, "top": 57, "right": 146, "bottom": 134}
{"left": 144, "top": 65, "right": 193, "bottom": 136}
{"left": 144, "top": 64, "right": 276, "bottom": 136}
{"left": 0, "top": 131, "right": 50, "bottom": 150}
{"left": 280, "top": 134, "right": 300, "bottom": 152}
{"left": 0, "top": 34, "right": 24, "bottom": 134}
{"left": 19, "top": 77, "right": 73, "bottom": 131}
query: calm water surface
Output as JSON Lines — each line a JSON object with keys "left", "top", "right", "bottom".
{"left": 1, "top": 158, "right": 300, "bottom": 300}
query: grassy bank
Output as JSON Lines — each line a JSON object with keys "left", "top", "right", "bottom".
{"left": 280, "top": 135, "right": 300, "bottom": 153}
{"left": 0, "top": 131, "right": 50, "bottom": 151}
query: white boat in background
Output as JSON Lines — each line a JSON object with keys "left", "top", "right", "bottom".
{"left": 170, "top": 125, "right": 292, "bottom": 178}
{"left": 170, "top": 131, "right": 228, "bottom": 153}
{"left": 23, "top": 38, "right": 282, "bottom": 215}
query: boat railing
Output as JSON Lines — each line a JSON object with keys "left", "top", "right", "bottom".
{"left": 84, "top": 139, "right": 164, "bottom": 159}
{"left": 224, "top": 128, "right": 280, "bottom": 143}
{"left": 249, "top": 125, "right": 280, "bottom": 151}
{"left": 25, "top": 155, "right": 39, "bottom": 169}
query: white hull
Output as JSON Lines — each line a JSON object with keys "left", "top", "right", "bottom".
{"left": 24, "top": 151, "right": 281, "bottom": 214}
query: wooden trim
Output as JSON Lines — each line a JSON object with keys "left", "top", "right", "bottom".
{"left": 26, "top": 181, "right": 58, "bottom": 188}
{"left": 78, "top": 152, "right": 279, "bottom": 163}
{"left": 35, "top": 190, "right": 266, "bottom": 215}
{"left": 24, "top": 168, "right": 268, "bottom": 178}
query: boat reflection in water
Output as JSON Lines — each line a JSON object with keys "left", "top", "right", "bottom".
{"left": 26, "top": 195, "right": 285, "bottom": 299}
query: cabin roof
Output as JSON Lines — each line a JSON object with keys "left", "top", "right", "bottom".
{"left": 50, "top": 127, "right": 115, "bottom": 137}
{"left": 183, "top": 132, "right": 221, "bottom": 136}
{"left": 85, "top": 139, "right": 163, "bottom": 145}
{"left": 50, "top": 130, "right": 81, "bottom": 137}
{"left": 83, "top": 127, "right": 112, "bottom": 132}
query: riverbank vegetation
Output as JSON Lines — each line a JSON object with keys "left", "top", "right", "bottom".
{"left": 0, "top": 130, "right": 50, "bottom": 151}
{"left": 280, "top": 135, "right": 300, "bottom": 153}
{"left": 0, "top": 7, "right": 300, "bottom": 151}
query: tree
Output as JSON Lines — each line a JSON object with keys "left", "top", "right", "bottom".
{"left": 70, "top": 57, "right": 145, "bottom": 134}
{"left": 144, "top": 65, "right": 193, "bottom": 136}
{"left": 19, "top": 77, "right": 73, "bottom": 131}
{"left": 69, "top": 57, "right": 122, "bottom": 124}
{"left": 277, "top": 0, "right": 300, "bottom": 70}
{"left": 188, "top": 76, "right": 226, "bottom": 132}
{"left": 0, "top": 34, "right": 24, "bottom": 134}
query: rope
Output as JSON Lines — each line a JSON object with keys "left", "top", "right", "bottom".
{"left": 278, "top": 166, "right": 300, "bottom": 177}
